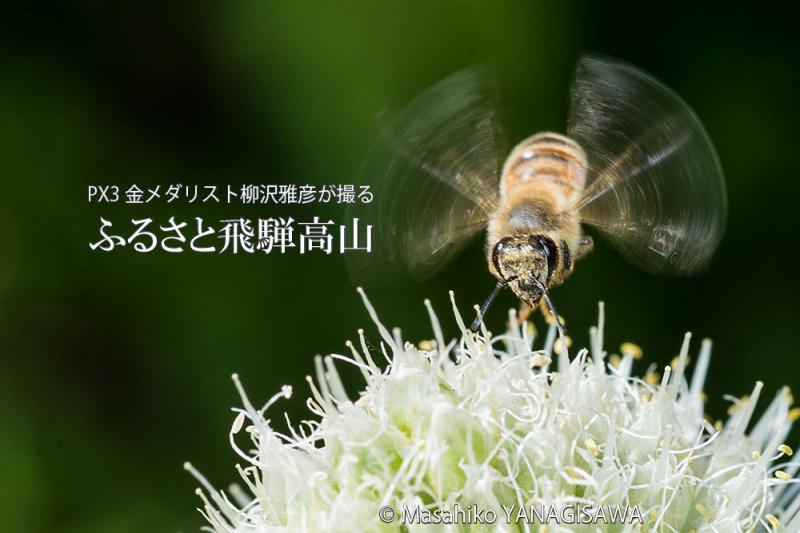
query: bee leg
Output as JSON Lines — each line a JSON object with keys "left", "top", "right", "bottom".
{"left": 516, "top": 302, "right": 536, "bottom": 326}
{"left": 539, "top": 301, "right": 558, "bottom": 326}
{"left": 575, "top": 235, "right": 594, "bottom": 261}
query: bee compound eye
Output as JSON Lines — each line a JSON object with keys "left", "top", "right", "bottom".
{"left": 533, "top": 236, "right": 559, "bottom": 279}
{"left": 491, "top": 237, "right": 514, "bottom": 277}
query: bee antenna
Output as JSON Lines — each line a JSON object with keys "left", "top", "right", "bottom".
{"left": 470, "top": 280, "right": 505, "bottom": 333}
{"left": 531, "top": 278, "right": 566, "bottom": 340}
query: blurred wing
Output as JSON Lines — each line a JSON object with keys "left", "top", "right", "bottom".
{"left": 347, "top": 67, "right": 502, "bottom": 285}
{"left": 567, "top": 56, "right": 727, "bottom": 276}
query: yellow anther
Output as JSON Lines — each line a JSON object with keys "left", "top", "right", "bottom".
{"left": 671, "top": 354, "right": 691, "bottom": 368}
{"left": 565, "top": 466, "right": 583, "bottom": 479}
{"left": 553, "top": 336, "right": 572, "bottom": 355}
{"left": 700, "top": 391, "right": 708, "bottom": 403}
{"left": 728, "top": 395, "right": 749, "bottom": 416}
{"left": 620, "top": 342, "right": 643, "bottom": 359}
{"left": 779, "top": 444, "right": 793, "bottom": 456}
{"left": 788, "top": 407, "right": 800, "bottom": 422}
{"left": 714, "top": 420, "right": 723, "bottom": 432}
{"left": 695, "top": 503, "right": 711, "bottom": 518}
{"left": 530, "top": 354, "right": 552, "bottom": 368}
{"left": 418, "top": 340, "right": 435, "bottom": 351}
{"left": 609, "top": 354, "right": 621, "bottom": 367}
{"left": 645, "top": 372, "right": 660, "bottom": 386}
{"left": 545, "top": 312, "right": 566, "bottom": 326}
{"left": 752, "top": 450, "right": 761, "bottom": 460}
{"left": 766, "top": 514, "right": 780, "bottom": 528}
{"left": 585, "top": 438, "right": 599, "bottom": 457}
{"left": 775, "top": 470, "right": 791, "bottom": 481}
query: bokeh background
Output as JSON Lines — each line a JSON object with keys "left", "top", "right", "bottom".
{"left": 1, "top": 1, "right": 798, "bottom": 531}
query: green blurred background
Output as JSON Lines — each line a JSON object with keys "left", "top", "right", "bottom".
{"left": 1, "top": 1, "right": 798, "bottom": 531}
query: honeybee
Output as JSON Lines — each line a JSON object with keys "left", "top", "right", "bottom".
{"left": 348, "top": 56, "right": 727, "bottom": 331}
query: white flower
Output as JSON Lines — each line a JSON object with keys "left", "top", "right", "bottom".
{"left": 186, "top": 289, "right": 800, "bottom": 532}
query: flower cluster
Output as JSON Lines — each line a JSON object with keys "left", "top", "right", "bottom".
{"left": 186, "top": 290, "right": 799, "bottom": 532}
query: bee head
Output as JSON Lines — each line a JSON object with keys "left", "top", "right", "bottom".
{"left": 471, "top": 234, "right": 565, "bottom": 334}
{"left": 492, "top": 235, "right": 558, "bottom": 307}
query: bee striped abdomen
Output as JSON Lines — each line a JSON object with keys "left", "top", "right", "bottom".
{"left": 500, "top": 132, "right": 587, "bottom": 204}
